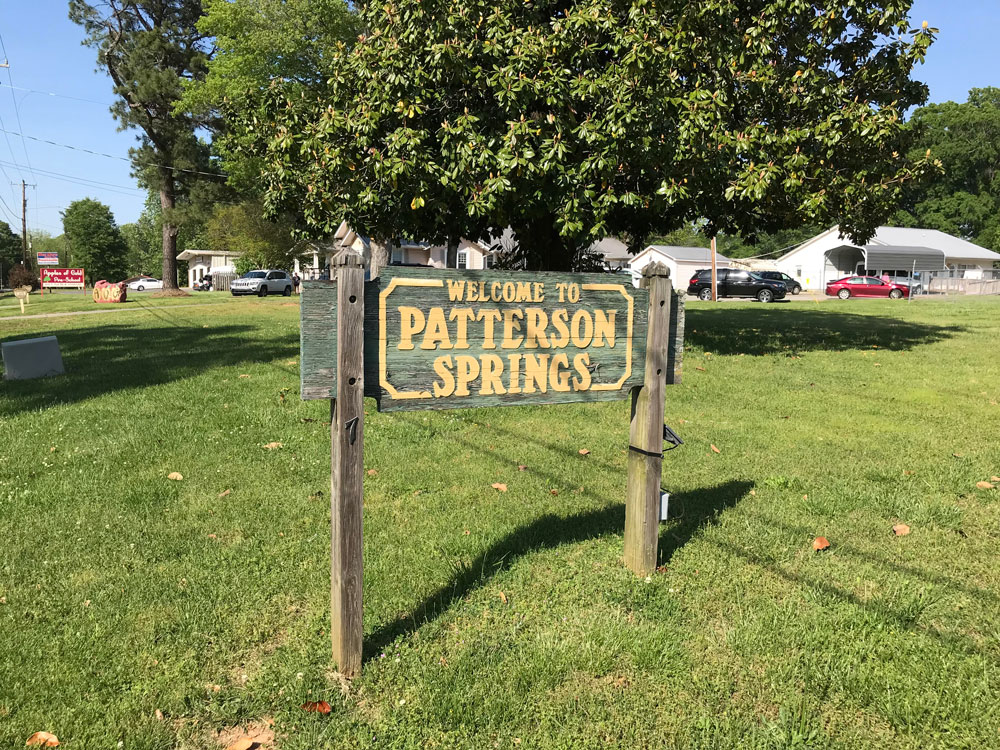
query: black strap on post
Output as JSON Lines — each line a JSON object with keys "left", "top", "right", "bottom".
{"left": 628, "top": 423, "right": 683, "bottom": 459}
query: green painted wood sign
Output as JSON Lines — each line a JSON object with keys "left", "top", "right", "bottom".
{"left": 301, "top": 267, "right": 684, "bottom": 411}
{"left": 304, "top": 257, "right": 685, "bottom": 677}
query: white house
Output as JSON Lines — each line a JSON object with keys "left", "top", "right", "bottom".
{"left": 628, "top": 245, "right": 731, "bottom": 287}
{"left": 299, "top": 222, "right": 497, "bottom": 277}
{"left": 177, "top": 249, "right": 240, "bottom": 288}
{"left": 775, "top": 226, "right": 1000, "bottom": 291}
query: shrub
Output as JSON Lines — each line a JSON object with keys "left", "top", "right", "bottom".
{"left": 8, "top": 264, "right": 39, "bottom": 290}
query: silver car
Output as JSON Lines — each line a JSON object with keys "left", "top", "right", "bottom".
{"left": 230, "top": 269, "right": 293, "bottom": 297}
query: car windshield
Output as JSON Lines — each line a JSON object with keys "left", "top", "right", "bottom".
{"left": 242, "top": 271, "right": 266, "bottom": 279}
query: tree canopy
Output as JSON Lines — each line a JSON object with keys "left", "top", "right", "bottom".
{"left": 895, "top": 87, "right": 1000, "bottom": 251}
{"left": 61, "top": 199, "right": 129, "bottom": 283}
{"left": 70, "top": 0, "right": 218, "bottom": 288}
{"left": 204, "top": 200, "right": 302, "bottom": 274}
{"left": 0, "top": 221, "right": 21, "bottom": 287}
{"left": 218, "top": 0, "right": 937, "bottom": 270}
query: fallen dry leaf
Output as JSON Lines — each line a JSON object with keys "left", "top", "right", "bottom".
{"left": 710, "top": 444, "right": 721, "bottom": 454}
{"left": 49, "top": 446, "right": 56, "bottom": 453}
{"left": 976, "top": 481, "right": 996, "bottom": 490}
{"left": 239, "top": 374, "right": 251, "bottom": 379}
{"left": 154, "top": 709, "right": 164, "bottom": 721}
{"left": 367, "top": 469, "right": 378, "bottom": 476}
{"left": 167, "top": 472, "right": 183, "bottom": 481}
{"left": 226, "top": 738, "right": 257, "bottom": 750}
{"left": 263, "top": 442, "right": 283, "bottom": 450}
{"left": 550, "top": 489, "right": 559, "bottom": 496}
{"left": 578, "top": 448, "right": 590, "bottom": 456}
{"left": 499, "top": 590, "right": 508, "bottom": 604}
{"left": 218, "top": 489, "right": 231, "bottom": 498}
{"left": 903, "top": 470, "right": 914, "bottom": 476}
{"left": 991, "top": 476, "right": 1000, "bottom": 482}
{"left": 301, "top": 701, "right": 332, "bottom": 714}
{"left": 463, "top": 529, "right": 470, "bottom": 535}
{"left": 491, "top": 483, "right": 508, "bottom": 492}
{"left": 695, "top": 366, "right": 706, "bottom": 372}
{"left": 26, "top": 732, "right": 59, "bottom": 747}
{"left": 812, "top": 536, "right": 831, "bottom": 551}
{"left": 518, "top": 464, "right": 528, "bottom": 471}
{"left": 952, "top": 453, "right": 964, "bottom": 458}
{"left": 892, "top": 523, "right": 911, "bottom": 536}
{"left": 208, "top": 534, "right": 218, "bottom": 540}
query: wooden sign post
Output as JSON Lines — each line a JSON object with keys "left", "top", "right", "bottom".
{"left": 624, "top": 265, "right": 672, "bottom": 575}
{"left": 302, "top": 259, "right": 683, "bottom": 676}
{"left": 330, "top": 252, "right": 365, "bottom": 676}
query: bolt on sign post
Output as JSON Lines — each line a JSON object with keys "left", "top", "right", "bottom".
{"left": 301, "top": 256, "right": 684, "bottom": 676}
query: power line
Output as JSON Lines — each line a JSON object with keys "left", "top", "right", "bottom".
{"left": 0, "top": 33, "right": 37, "bottom": 184}
{"left": 0, "top": 127, "right": 228, "bottom": 178}
{"left": 0, "top": 158, "right": 143, "bottom": 196}
{"left": 0, "top": 81, "right": 113, "bottom": 107}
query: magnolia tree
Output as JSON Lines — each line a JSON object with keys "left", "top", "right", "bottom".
{"left": 223, "top": 0, "right": 937, "bottom": 270}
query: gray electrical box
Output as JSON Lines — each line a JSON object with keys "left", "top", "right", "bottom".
{"left": 659, "top": 491, "right": 670, "bottom": 521}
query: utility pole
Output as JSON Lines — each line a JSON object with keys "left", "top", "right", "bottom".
{"left": 710, "top": 236, "right": 718, "bottom": 302}
{"left": 21, "top": 180, "right": 27, "bottom": 264}
{"left": 12, "top": 180, "right": 35, "bottom": 264}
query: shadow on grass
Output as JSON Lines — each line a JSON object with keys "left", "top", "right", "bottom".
{"left": 0, "top": 323, "right": 298, "bottom": 417}
{"left": 686, "top": 306, "right": 960, "bottom": 355}
{"left": 710, "top": 536, "right": 994, "bottom": 661}
{"left": 365, "top": 479, "right": 753, "bottom": 661}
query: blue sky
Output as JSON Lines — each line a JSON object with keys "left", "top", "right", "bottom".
{"left": 0, "top": 1, "right": 996, "bottom": 238}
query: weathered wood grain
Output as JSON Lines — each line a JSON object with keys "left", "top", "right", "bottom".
{"left": 624, "top": 264, "right": 672, "bottom": 576}
{"left": 330, "top": 253, "right": 365, "bottom": 677}
{"left": 301, "top": 268, "right": 685, "bottom": 411}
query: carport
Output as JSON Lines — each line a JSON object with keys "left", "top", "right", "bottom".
{"left": 860, "top": 245, "right": 947, "bottom": 276}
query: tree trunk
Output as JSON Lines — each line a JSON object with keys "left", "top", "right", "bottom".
{"left": 446, "top": 236, "right": 459, "bottom": 269}
{"left": 369, "top": 238, "right": 390, "bottom": 277}
{"left": 160, "top": 172, "right": 179, "bottom": 289}
{"left": 516, "top": 216, "right": 576, "bottom": 271}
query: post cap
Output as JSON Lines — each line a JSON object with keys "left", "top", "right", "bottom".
{"left": 641, "top": 262, "right": 671, "bottom": 279}
{"left": 335, "top": 249, "right": 364, "bottom": 268}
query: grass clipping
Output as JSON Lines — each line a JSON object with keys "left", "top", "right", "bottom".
{"left": 151, "top": 289, "right": 192, "bottom": 298}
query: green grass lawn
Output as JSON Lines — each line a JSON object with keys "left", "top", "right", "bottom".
{"left": 0, "top": 290, "right": 239, "bottom": 317}
{"left": 1, "top": 295, "right": 999, "bottom": 749}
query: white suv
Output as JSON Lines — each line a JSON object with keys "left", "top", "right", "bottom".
{"left": 230, "top": 269, "right": 293, "bottom": 297}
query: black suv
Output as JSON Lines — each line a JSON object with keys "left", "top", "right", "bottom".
{"left": 756, "top": 270, "right": 802, "bottom": 294}
{"left": 687, "top": 269, "right": 787, "bottom": 303}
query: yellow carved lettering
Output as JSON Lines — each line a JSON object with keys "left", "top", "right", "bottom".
{"left": 420, "top": 307, "right": 453, "bottom": 350}
{"left": 501, "top": 309, "right": 524, "bottom": 349}
{"left": 398, "top": 306, "right": 425, "bottom": 350}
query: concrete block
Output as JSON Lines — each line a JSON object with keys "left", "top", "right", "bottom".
{"left": 2, "top": 336, "right": 65, "bottom": 380}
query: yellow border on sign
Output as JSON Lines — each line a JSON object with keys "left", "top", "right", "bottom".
{"left": 580, "top": 283, "right": 635, "bottom": 390}
{"left": 379, "top": 277, "right": 444, "bottom": 399}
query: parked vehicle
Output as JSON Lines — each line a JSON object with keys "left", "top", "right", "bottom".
{"left": 825, "top": 276, "right": 909, "bottom": 299}
{"left": 230, "top": 270, "right": 293, "bottom": 297}
{"left": 127, "top": 277, "right": 163, "bottom": 292}
{"left": 687, "top": 268, "right": 787, "bottom": 303}
{"left": 193, "top": 275, "right": 213, "bottom": 291}
{"left": 756, "top": 270, "right": 802, "bottom": 295}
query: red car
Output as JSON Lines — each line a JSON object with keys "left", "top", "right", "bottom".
{"left": 826, "top": 276, "right": 909, "bottom": 300}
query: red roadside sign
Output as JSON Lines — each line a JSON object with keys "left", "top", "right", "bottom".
{"left": 40, "top": 268, "right": 85, "bottom": 289}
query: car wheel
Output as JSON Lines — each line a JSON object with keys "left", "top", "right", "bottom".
{"left": 258, "top": 286, "right": 267, "bottom": 297}
{"left": 137, "top": 285, "right": 144, "bottom": 291}
{"left": 889, "top": 289, "right": 903, "bottom": 299}
{"left": 757, "top": 289, "right": 774, "bottom": 303}
{"left": 283, "top": 285, "right": 292, "bottom": 297}
{"left": 698, "top": 288, "right": 713, "bottom": 301}
{"left": 792, "top": 285, "right": 801, "bottom": 295}
{"left": 837, "top": 288, "right": 851, "bottom": 299}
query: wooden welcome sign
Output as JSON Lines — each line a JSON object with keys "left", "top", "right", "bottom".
{"left": 301, "top": 254, "right": 684, "bottom": 676}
